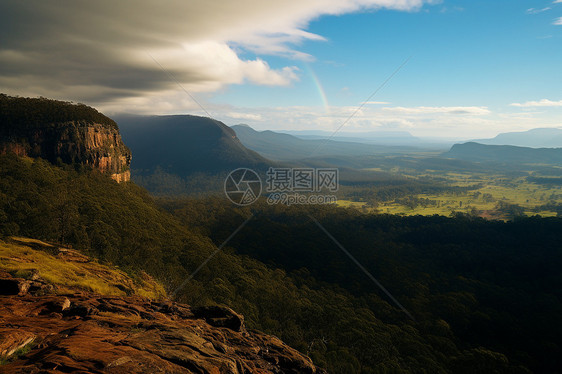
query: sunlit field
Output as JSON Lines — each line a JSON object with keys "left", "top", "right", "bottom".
{"left": 339, "top": 169, "right": 562, "bottom": 219}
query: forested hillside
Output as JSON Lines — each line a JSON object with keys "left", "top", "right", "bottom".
{"left": 116, "top": 115, "right": 271, "bottom": 194}
{"left": 1, "top": 154, "right": 560, "bottom": 373}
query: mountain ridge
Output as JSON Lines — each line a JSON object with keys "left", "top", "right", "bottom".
{"left": 231, "top": 124, "right": 424, "bottom": 161}
{"left": 473, "top": 127, "right": 562, "bottom": 148}
{"left": 444, "top": 141, "right": 562, "bottom": 165}
{"left": 278, "top": 129, "right": 419, "bottom": 143}
{"left": 117, "top": 115, "right": 270, "bottom": 174}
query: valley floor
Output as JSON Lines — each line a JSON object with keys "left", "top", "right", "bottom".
{"left": 339, "top": 168, "right": 562, "bottom": 219}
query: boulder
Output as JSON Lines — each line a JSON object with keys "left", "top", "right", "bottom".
{"left": 0, "top": 278, "right": 31, "bottom": 296}
{"left": 191, "top": 305, "right": 246, "bottom": 332}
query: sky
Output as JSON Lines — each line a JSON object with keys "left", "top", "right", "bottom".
{"left": 0, "top": 0, "right": 561, "bottom": 139}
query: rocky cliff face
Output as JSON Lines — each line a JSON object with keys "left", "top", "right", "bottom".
{"left": 0, "top": 121, "right": 132, "bottom": 182}
{"left": 0, "top": 238, "right": 325, "bottom": 373}
{"left": 0, "top": 95, "right": 131, "bottom": 182}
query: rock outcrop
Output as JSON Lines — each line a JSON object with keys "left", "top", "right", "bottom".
{"left": 0, "top": 94, "right": 131, "bottom": 182}
{"left": 0, "top": 238, "right": 325, "bottom": 373}
{"left": 0, "top": 288, "right": 323, "bottom": 373}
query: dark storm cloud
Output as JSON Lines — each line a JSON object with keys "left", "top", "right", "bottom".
{"left": 0, "top": 0, "right": 431, "bottom": 112}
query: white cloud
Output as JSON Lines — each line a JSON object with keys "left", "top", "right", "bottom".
{"left": 145, "top": 42, "right": 299, "bottom": 91}
{"left": 439, "top": 6, "right": 464, "bottom": 13}
{"left": 526, "top": 7, "right": 551, "bottom": 14}
{"left": 554, "top": 17, "right": 562, "bottom": 25}
{"left": 510, "top": 99, "right": 562, "bottom": 107}
{"left": 553, "top": 0, "right": 562, "bottom": 4}
{"left": 381, "top": 106, "right": 491, "bottom": 115}
{"left": 226, "top": 112, "right": 264, "bottom": 121}
{"left": 364, "top": 101, "right": 391, "bottom": 105}
{"left": 0, "top": 0, "right": 436, "bottom": 109}
{"left": 209, "top": 103, "right": 507, "bottom": 138}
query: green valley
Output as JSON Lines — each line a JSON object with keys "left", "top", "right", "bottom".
{"left": 338, "top": 165, "right": 562, "bottom": 219}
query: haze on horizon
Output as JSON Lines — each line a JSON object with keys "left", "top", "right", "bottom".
{"left": 1, "top": 0, "right": 561, "bottom": 139}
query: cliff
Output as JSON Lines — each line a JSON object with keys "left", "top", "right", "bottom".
{"left": 0, "top": 94, "right": 131, "bottom": 182}
{"left": 0, "top": 238, "right": 325, "bottom": 373}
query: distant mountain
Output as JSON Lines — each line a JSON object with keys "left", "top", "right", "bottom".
{"left": 231, "top": 124, "right": 424, "bottom": 161}
{"left": 278, "top": 129, "right": 420, "bottom": 145}
{"left": 474, "top": 128, "right": 562, "bottom": 148}
{"left": 445, "top": 142, "right": 562, "bottom": 165}
{"left": 117, "top": 115, "right": 269, "bottom": 176}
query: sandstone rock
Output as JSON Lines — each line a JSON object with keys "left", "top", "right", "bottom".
{"left": 0, "top": 330, "right": 36, "bottom": 360}
{"left": 28, "top": 280, "right": 54, "bottom": 295}
{"left": 191, "top": 305, "right": 246, "bottom": 332}
{"left": 0, "top": 270, "right": 12, "bottom": 278}
{"left": 56, "top": 248, "right": 91, "bottom": 263}
{"left": 60, "top": 297, "right": 71, "bottom": 312}
{"left": 0, "top": 293, "right": 326, "bottom": 373}
{"left": 63, "top": 304, "right": 98, "bottom": 318}
{"left": 29, "top": 270, "right": 41, "bottom": 281}
{"left": 0, "top": 277, "right": 31, "bottom": 296}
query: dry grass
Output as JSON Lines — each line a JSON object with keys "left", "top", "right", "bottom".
{"left": 0, "top": 237, "right": 166, "bottom": 300}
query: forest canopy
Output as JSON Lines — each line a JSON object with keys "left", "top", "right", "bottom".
{"left": 0, "top": 94, "right": 118, "bottom": 133}
{"left": 1, "top": 154, "right": 560, "bottom": 373}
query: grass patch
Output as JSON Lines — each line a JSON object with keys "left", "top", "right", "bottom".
{"left": 0, "top": 338, "right": 36, "bottom": 366}
{"left": 344, "top": 169, "right": 562, "bottom": 219}
{"left": 0, "top": 238, "right": 166, "bottom": 299}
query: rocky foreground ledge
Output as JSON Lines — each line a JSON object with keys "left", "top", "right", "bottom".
{"left": 0, "top": 280, "right": 323, "bottom": 373}
{"left": 0, "top": 239, "right": 325, "bottom": 373}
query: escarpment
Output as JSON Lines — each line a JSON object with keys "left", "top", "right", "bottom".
{"left": 0, "top": 94, "right": 131, "bottom": 182}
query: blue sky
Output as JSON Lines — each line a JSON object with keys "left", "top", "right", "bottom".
{"left": 232, "top": 0, "right": 562, "bottom": 109}
{"left": 208, "top": 0, "right": 562, "bottom": 137}
{"left": 1, "top": 0, "right": 561, "bottom": 138}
